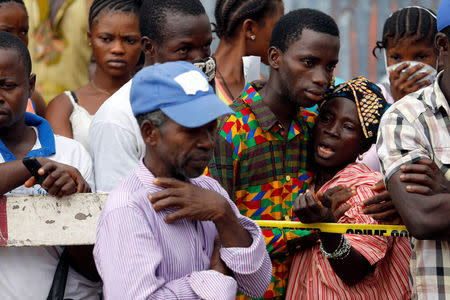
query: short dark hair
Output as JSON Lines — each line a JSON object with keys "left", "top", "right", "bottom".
{"left": 373, "top": 6, "right": 437, "bottom": 57}
{"left": 88, "top": 0, "right": 141, "bottom": 30}
{"left": 214, "top": 0, "right": 282, "bottom": 39}
{"left": 441, "top": 25, "right": 450, "bottom": 39}
{"left": 270, "top": 8, "right": 339, "bottom": 52}
{"left": 139, "top": 0, "right": 206, "bottom": 43}
{"left": 136, "top": 109, "right": 168, "bottom": 127}
{"left": 0, "top": 30, "right": 31, "bottom": 75}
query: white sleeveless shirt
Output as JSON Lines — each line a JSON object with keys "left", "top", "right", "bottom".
{"left": 65, "top": 91, "right": 93, "bottom": 152}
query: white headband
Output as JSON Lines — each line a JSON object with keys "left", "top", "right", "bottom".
{"left": 388, "top": 6, "right": 436, "bottom": 19}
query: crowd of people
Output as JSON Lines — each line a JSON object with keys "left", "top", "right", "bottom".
{"left": 0, "top": 0, "right": 448, "bottom": 299}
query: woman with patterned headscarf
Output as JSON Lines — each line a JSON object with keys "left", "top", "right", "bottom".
{"left": 286, "top": 77, "right": 412, "bottom": 300}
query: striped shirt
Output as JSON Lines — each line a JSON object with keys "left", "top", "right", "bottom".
{"left": 93, "top": 161, "right": 272, "bottom": 300}
{"left": 377, "top": 71, "right": 450, "bottom": 299}
{"left": 286, "top": 163, "right": 411, "bottom": 300}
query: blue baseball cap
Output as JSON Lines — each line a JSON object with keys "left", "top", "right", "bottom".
{"left": 130, "top": 61, "right": 232, "bottom": 128}
{"left": 437, "top": 0, "right": 450, "bottom": 31}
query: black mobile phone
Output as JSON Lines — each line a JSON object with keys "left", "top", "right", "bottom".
{"left": 22, "top": 157, "right": 48, "bottom": 186}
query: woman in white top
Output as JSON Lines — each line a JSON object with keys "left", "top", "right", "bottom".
{"left": 45, "top": 0, "right": 142, "bottom": 152}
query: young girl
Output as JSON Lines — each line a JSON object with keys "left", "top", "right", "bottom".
{"left": 373, "top": 6, "right": 438, "bottom": 103}
{"left": 213, "top": 0, "right": 284, "bottom": 104}
{"left": 45, "top": 0, "right": 141, "bottom": 152}
{"left": 361, "top": 6, "right": 438, "bottom": 171}
{"left": 286, "top": 77, "right": 411, "bottom": 299}
{"left": 0, "top": 0, "right": 46, "bottom": 117}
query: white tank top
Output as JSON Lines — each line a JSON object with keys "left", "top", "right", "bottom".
{"left": 65, "top": 91, "right": 93, "bottom": 152}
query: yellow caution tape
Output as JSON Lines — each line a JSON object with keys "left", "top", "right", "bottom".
{"left": 255, "top": 220, "right": 410, "bottom": 237}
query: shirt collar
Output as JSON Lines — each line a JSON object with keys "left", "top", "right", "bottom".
{"left": 135, "top": 159, "right": 201, "bottom": 192}
{"left": 240, "top": 83, "right": 314, "bottom": 140}
{"left": 135, "top": 160, "right": 158, "bottom": 191}
{"left": 0, "top": 113, "right": 56, "bottom": 162}
{"left": 431, "top": 71, "right": 450, "bottom": 114}
{"left": 241, "top": 83, "right": 278, "bottom": 132}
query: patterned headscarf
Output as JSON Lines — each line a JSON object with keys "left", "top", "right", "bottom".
{"left": 320, "top": 76, "right": 389, "bottom": 140}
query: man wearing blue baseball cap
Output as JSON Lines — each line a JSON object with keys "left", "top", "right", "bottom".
{"left": 93, "top": 62, "right": 272, "bottom": 300}
{"left": 377, "top": 0, "right": 450, "bottom": 298}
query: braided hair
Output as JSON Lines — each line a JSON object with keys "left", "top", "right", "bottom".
{"left": 139, "top": 0, "right": 206, "bottom": 42}
{"left": 89, "top": 0, "right": 141, "bottom": 30}
{"left": 373, "top": 6, "right": 437, "bottom": 57}
{"left": 214, "top": 0, "right": 282, "bottom": 39}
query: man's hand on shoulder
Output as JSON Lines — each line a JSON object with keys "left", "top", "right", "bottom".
{"left": 361, "top": 159, "right": 449, "bottom": 225}
{"left": 399, "top": 158, "right": 449, "bottom": 195}
{"left": 24, "top": 158, "right": 91, "bottom": 197}
{"left": 386, "top": 159, "right": 450, "bottom": 240}
{"left": 149, "top": 177, "right": 233, "bottom": 224}
{"left": 360, "top": 181, "right": 402, "bottom": 224}
{"left": 150, "top": 177, "right": 252, "bottom": 248}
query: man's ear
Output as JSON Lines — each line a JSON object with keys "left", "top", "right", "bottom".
{"left": 141, "top": 36, "right": 157, "bottom": 65}
{"left": 435, "top": 32, "right": 449, "bottom": 56}
{"left": 140, "top": 119, "right": 160, "bottom": 147}
{"left": 268, "top": 46, "right": 282, "bottom": 70}
{"left": 28, "top": 73, "right": 36, "bottom": 98}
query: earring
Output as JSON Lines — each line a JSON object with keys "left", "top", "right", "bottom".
{"left": 358, "top": 154, "right": 364, "bottom": 161}
{"left": 250, "top": 35, "right": 256, "bottom": 40}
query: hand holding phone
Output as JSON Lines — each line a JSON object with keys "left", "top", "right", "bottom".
{"left": 22, "top": 157, "right": 48, "bottom": 187}
{"left": 23, "top": 157, "right": 91, "bottom": 196}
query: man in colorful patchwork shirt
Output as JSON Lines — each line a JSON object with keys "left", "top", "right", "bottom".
{"left": 208, "top": 9, "right": 340, "bottom": 299}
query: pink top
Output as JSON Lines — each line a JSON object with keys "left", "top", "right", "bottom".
{"left": 286, "top": 163, "right": 411, "bottom": 300}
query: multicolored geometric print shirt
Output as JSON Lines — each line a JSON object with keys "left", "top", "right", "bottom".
{"left": 208, "top": 83, "right": 316, "bottom": 299}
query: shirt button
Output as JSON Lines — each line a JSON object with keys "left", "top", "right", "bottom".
{"left": 285, "top": 215, "right": 290, "bottom": 221}
{"left": 286, "top": 175, "right": 291, "bottom": 182}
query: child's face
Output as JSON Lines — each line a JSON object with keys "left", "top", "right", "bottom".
{"left": 88, "top": 11, "right": 141, "bottom": 78}
{"left": 385, "top": 37, "right": 437, "bottom": 68}
{"left": 0, "top": 2, "right": 28, "bottom": 46}
{"left": 0, "top": 48, "right": 34, "bottom": 129}
{"left": 313, "top": 97, "right": 364, "bottom": 169}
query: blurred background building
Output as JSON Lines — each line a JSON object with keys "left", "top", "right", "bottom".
{"left": 201, "top": 0, "right": 441, "bottom": 82}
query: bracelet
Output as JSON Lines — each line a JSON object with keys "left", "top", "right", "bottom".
{"left": 320, "top": 234, "right": 352, "bottom": 260}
